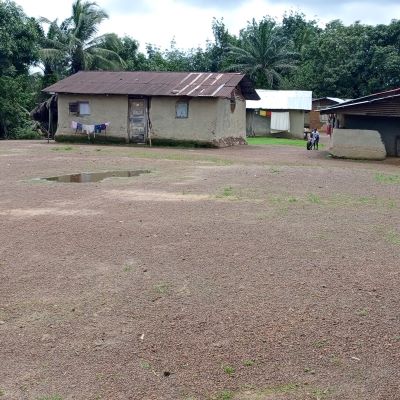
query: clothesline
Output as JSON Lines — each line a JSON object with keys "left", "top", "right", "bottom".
{"left": 71, "top": 121, "right": 110, "bottom": 138}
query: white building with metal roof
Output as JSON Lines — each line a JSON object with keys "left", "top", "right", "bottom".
{"left": 246, "top": 89, "right": 312, "bottom": 138}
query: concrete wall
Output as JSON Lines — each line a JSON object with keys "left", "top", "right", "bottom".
{"left": 149, "top": 97, "right": 217, "bottom": 141}
{"left": 150, "top": 96, "right": 246, "bottom": 146}
{"left": 330, "top": 128, "right": 387, "bottom": 160}
{"left": 246, "top": 111, "right": 271, "bottom": 136}
{"left": 344, "top": 114, "right": 400, "bottom": 157}
{"left": 57, "top": 94, "right": 128, "bottom": 138}
{"left": 289, "top": 110, "right": 306, "bottom": 138}
{"left": 215, "top": 97, "right": 246, "bottom": 139}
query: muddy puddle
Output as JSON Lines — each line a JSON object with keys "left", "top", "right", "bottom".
{"left": 42, "top": 170, "right": 150, "bottom": 183}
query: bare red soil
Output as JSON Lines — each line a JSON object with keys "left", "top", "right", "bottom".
{"left": 0, "top": 140, "right": 399, "bottom": 400}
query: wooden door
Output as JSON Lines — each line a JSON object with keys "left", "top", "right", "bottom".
{"left": 128, "top": 98, "right": 147, "bottom": 143}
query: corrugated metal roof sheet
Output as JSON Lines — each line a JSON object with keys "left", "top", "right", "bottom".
{"left": 321, "top": 87, "right": 400, "bottom": 115}
{"left": 320, "top": 93, "right": 400, "bottom": 117}
{"left": 43, "top": 71, "right": 260, "bottom": 100}
{"left": 246, "top": 89, "right": 312, "bottom": 111}
{"left": 312, "top": 97, "right": 346, "bottom": 104}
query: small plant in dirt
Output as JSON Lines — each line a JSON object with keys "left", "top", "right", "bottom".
{"left": 374, "top": 173, "right": 400, "bottom": 184}
{"left": 0, "top": 388, "right": 4, "bottom": 397}
{"left": 356, "top": 308, "right": 369, "bottom": 317}
{"left": 51, "top": 146, "right": 74, "bottom": 152}
{"left": 307, "top": 193, "right": 321, "bottom": 204}
{"left": 221, "top": 187, "right": 234, "bottom": 197}
{"left": 243, "top": 359, "right": 255, "bottom": 367}
{"left": 140, "top": 361, "right": 152, "bottom": 370}
{"left": 312, "top": 387, "right": 332, "bottom": 398}
{"left": 37, "top": 396, "right": 63, "bottom": 400}
{"left": 287, "top": 196, "right": 298, "bottom": 203}
{"left": 314, "top": 339, "right": 328, "bottom": 348}
{"left": 304, "top": 367, "right": 316, "bottom": 374}
{"left": 386, "top": 230, "right": 400, "bottom": 245}
{"left": 222, "top": 365, "right": 235, "bottom": 375}
{"left": 330, "top": 355, "right": 342, "bottom": 366}
{"left": 154, "top": 283, "right": 170, "bottom": 294}
{"left": 213, "top": 390, "right": 233, "bottom": 400}
{"left": 269, "top": 166, "right": 281, "bottom": 173}
{"left": 123, "top": 264, "right": 134, "bottom": 272}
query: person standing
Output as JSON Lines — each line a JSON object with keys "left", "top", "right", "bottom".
{"left": 313, "top": 129, "right": 320, "bottom": 150}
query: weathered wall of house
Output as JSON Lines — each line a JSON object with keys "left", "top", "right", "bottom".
{"left": 330, "top": 128, "right": 387, "bottom": 160}
{"left": 289, "top": 110, "right": 305, "bottom": 139}
{"left": 150, "top": 96, "right": 246, "bottom": 146}
{"left": 344, "top": 114, "right": 400, "bottom": 157}
{"left": 215, "top": 97, "right": 246, "bottom": 143}
{"left": 149, "top": 97, "right": 218, "bottom": 141}
{"left": 246, "top": 111, "right": 271, "bottom": 136}
{"left": 56, "top": 94, "right": 128, "bottom": 138}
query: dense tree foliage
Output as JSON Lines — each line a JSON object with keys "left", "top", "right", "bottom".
{"left": 2, "top": 0, "right": 400, "bottom": 138}
{"left": 0, "top": 0, "right": 41, "bottom": 138}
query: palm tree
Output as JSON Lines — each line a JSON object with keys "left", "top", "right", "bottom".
{"left": 40, "top": 0, "right": 124, "bottom": 75}
{"left": 226, "top": 19, "right": 299, "bottom": 89}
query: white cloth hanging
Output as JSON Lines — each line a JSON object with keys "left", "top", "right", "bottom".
{"left": 271, "top": 112, "right": 290, "bottom": 132}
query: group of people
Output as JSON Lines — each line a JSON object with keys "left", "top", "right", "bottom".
{"left": 304, "top": 128, "right": 320, "bottom": 150}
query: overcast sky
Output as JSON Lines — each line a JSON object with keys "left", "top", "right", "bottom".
{"left": 14, "top": 0, "right": 400, "bottom": 51}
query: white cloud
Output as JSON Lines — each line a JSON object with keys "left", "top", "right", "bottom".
{"left": 14, "top": 0, "right": 400, "bottom": 52}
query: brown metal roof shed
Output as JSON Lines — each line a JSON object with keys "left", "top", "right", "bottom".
{"left": 43, "top": 71, "right": 260, "bottom": 100}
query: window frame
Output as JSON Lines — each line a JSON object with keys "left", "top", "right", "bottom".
{"left": 175, "top": 100, "right": 189, "bottom": 119}
{"left": 68, "top": 101, "right": 91, "bottom": 116}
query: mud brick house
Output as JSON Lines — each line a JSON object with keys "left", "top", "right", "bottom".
{"left": 43, "top": 71, "right": 259, "bottom": 147}
{"left": 321, "top": 88, "right": 400, "bottom": 158}
{"left": 246, "top": 90, "right": 312, "bottom": 138}
{"left": 307, "top": 97, "right": 346, "bottom": 132}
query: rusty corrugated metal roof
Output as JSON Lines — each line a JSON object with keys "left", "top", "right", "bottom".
{"left": 43, "top": 71, "right": 260, "bottom": 100}
{"left": 320, "top": 87, "right": 400, "bottom": 117}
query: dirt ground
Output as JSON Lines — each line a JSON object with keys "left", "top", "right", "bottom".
{"left": 0, "top": 139, "right": 399, "bottom": 400}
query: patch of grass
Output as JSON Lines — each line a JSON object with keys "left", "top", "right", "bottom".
{"left": 154, "top": 283, "right": 170, "bottom": 295}
{"left": 312, "top": 387, "right": 332, "bottom": 399}
{"left": 243, "top": 359, "right": 255, "bottom": 367}
{"left": 222, "top": 365, "right": 235, "bottom": 375}
{"left": 330, "top": 355, "right": 342, "bottom": 366}
{"left": 140, "top": 361, "right": 152, "bottom": 370}
{"left": 126, "top": 150, "right": 232, "bottom": 165}
{"left": 287, "top": 196, "right": 299, "bottom": 203}
{"left": 51, "top": 146, "right": 74, "bottom": 152}
{"left": 386, "top": 230, "right": 400, "bottom": 245}
{"left": 261, "top": 383, "right": 300, "bottom": 395}
{"left": 247, "top": 136, "right": 306, "bottom": 147}
{"left": 356, "top": 308, "right": 369, "bottom": 317}
{"left": 269, "top": 166, "right": 281, "bottom": 173}
{"left": 314, "top": 339, "right": 329, "bottom": 349}
{"left": 0, "top": 388, "right": 4, "bottom": 397}
{"left": 374, "top": 173, "right": 400, "bottom": 184}
{"left": 37, "top": 396, "right": 63, "bottom": 400}
{"left": 307, "top": 193, "right": 321, "bottom": 204}
{"left": 123, "top": 265, "right": 134, "bottom": 272}
{"left": 222, "top": 187, "right": 234, "bottom": 197}
{"left": 212, "top": 391, "right": 233, "bottom": 400}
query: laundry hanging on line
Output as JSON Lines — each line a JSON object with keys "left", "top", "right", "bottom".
{"left": 71, "top": 121, "right": 110, "bottom": 137}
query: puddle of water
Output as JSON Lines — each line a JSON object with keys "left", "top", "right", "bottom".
{"left": 43, "top": 170, "right": 150, "bottom": 183}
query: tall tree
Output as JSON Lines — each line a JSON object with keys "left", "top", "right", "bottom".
{"left": 226, "top": 18, "right": 299, "bottom": 88}
{"left": 0, "top": 0, "right": 41, "bottom": 138}
{"left": 40, "top": 0, "right": 124, "bottom": 75}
